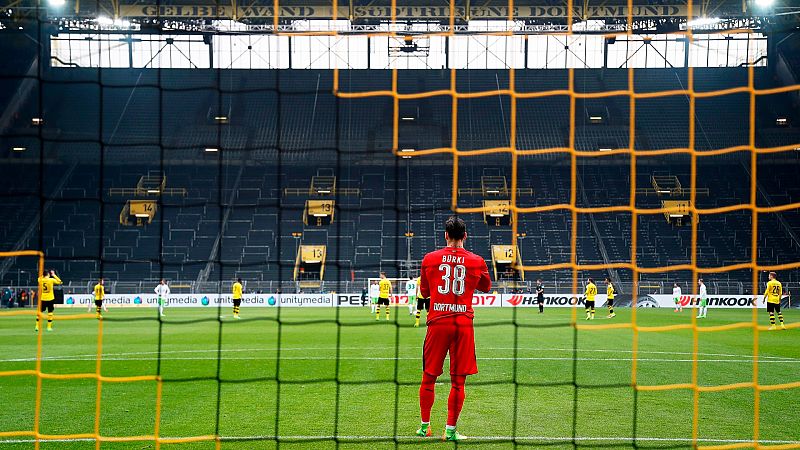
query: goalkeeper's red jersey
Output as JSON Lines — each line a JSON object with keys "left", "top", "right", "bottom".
{"left": 419, "top": 246, "right": 492, "bottom": 324}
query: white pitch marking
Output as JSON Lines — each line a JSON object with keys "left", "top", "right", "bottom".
{"left": 0, "top": 435, "right": 798, "bottom": 445}
{"left": 2, "top": 345, "right": 797, "bottom": 363}
{"left": 4, "top": 355, "right": 798, "bottom": 363}
{"left": 4, "top": 345, "right": 797, "bottom": 360}
{"left": 532, "top": 347, "right": 798, "bottom": 360}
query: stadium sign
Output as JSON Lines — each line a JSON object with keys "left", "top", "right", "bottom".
{"left": 648, "top": 294, "right": 791, "bottom": 309}
{"left": 337, "top": 293, "right": 369, "bottom": 307}
{"left": 389, "top": 294, "right": 412, "bottom": 305}
{"left": 502, "top": 293, "right": 793, "bottom": 309}
{"left": 61, "top": 293, "right": 330, "bottom": 307}
{"left": 58, "top": 293, "right": 790, "bottom": 308}
{"left": 117, "top": 5, "right": 691, "bottom": 20}
{"left": 472, "top": 294, "right": 501, "bottom": 307}
{"left": 64, "top": 294, "right": 154, "bottom": 307}
{"left": 502, "top": 294, "right": 594, "bottom": 307}
{"left": 277, "top": 294, "right": 332, "bottom": 307}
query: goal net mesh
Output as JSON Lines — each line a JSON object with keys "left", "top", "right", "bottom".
{"left": 1, "top": 0, "right": 800, "bottom": 448}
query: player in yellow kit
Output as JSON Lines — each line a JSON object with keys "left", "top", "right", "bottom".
{"left": 584, "top": 278, "right": 597, "bottom": 320}
{"left": 605, "top": 277, "right": 616, "bottom": 318}
{"left": 232, "top": 278, "right": 243, "bottom": 319}
{"left": 36, "top": 270, "right": 62, "bottom": 332}
{"left": 414, "top": 276, "right": 430, "bottom": 328}
{"left": 377, "top": 272, "right": 392, "bottom": 321}
{"left": 93, "top": 278, "right": 105, "bottom": 319}
{"left": 763, "top": 272, "right": 786, "bottom": 330}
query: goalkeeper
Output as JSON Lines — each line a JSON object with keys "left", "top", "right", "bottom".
{"left": 415, "top": 217, "right": 491, "bottom": 441}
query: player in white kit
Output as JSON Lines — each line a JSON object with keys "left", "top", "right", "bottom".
{"left": 369, "top": 280, "right": 380, "bottom": 314}
{"left": 407, "top": 277, "right": 419, "bottom": 315}
{"left": 155, "top": 279, "right": 170, "bottom": 317}
{"left": 696, "top": 279, "right": 708, "bottom": 318}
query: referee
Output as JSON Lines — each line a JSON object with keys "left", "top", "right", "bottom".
{"left": 536, "top": 279, "right": 545, "bottom": 314}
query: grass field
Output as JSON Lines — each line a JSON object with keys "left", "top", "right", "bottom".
{"left": 1, "top": 306, "right": 798, "bottom": 449}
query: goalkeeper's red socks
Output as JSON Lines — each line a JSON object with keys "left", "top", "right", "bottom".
{"left": 419, "top": 372, "right": 436, "bottom": 423}
{"left": 447, "top": 375, "right": 466, "bottom": 428}
{"left": 419, "top": 373, "right": 467, "bottom": 433}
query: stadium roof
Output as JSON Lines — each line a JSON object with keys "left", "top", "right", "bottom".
{"left": 3, "top": 0, "right": 798, "bottom": 33}
{"left": 4, "top": 0, "right": 793, "bottom": 19}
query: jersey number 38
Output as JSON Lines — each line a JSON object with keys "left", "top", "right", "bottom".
{"left": 438, "top": 264, "right": 466, "bottom": 296}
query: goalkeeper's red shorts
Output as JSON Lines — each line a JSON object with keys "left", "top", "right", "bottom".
{"left": 422, "top": 314, "right": 477, "bottom": 377}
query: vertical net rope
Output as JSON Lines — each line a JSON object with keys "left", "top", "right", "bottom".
{"left": 332, "top": 3, "right": 800, "bottom": 447}
{"left": 2, "top": 0, "right": 800, "bottom": 448}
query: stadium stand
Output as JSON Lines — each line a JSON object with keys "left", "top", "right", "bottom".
{"left": 2, "top": 68, "right": 800, "bottom": 292}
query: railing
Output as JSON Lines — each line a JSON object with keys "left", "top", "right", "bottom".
{"left": 107, "top": 187, "right": 187, "bottom": 197}
{"left": 635, "top": 187, "right": 710, "bottom": 196}
{"left": 283, "top": 188, "right": 360, "bottom": 196}
{"left": 457, "top": 188, "right": 534, "bottom": 196}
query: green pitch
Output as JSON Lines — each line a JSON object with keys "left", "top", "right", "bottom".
{"left": 1, "top": 307, "right": 798, "bottom": 449}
